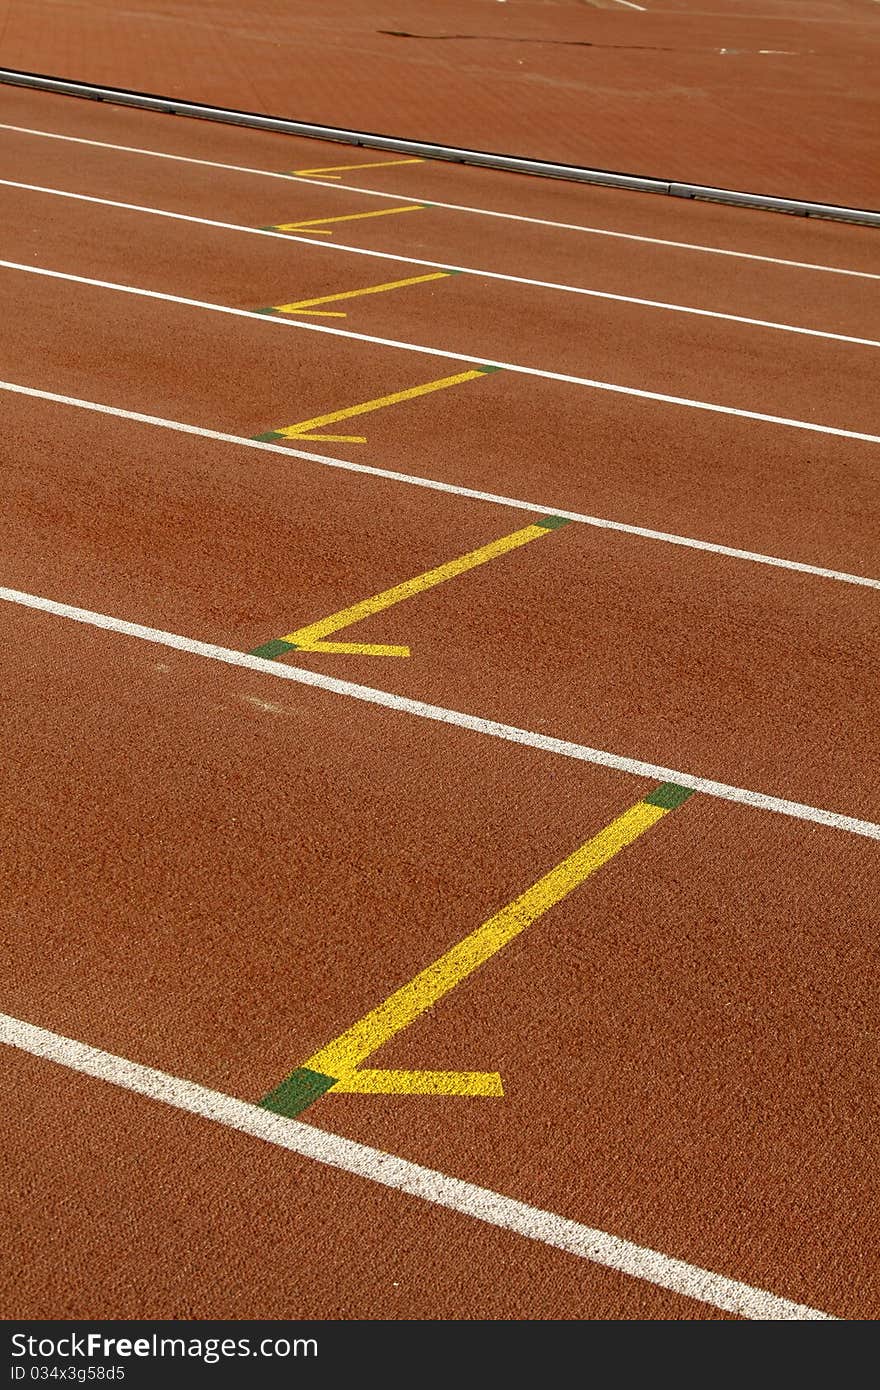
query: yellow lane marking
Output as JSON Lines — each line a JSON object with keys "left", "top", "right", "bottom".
{"left": 293, "top": 639, "right": 411, "bottom": 658}
{"left": 333, "top": 1069, "right": 504, "bottom": 1097}
{"left": 271, "top": 204, "right": 425, "bottom": 236}
{"left": 290, "top": 157, "right": 425, "bottom": 179}
{"left": 295, "top": 796, "right": 676, "bottom": 1100}
{"left": 282, "top": 519, "right": 553, "bottom": 656}
{"left": 269, "top": 367, "right": 490, "bottom": 443}
{"left": 270, "top": 270, "right": 452, "bottom": 318}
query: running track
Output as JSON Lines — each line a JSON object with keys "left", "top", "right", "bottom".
{"left": 0, "top": 79, "right": 878, "bottom": 1321}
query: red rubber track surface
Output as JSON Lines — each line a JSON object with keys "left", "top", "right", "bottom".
{"left": 1, "top": 0, "right": 879, "bottom": 206}
{"left": 3, "top": 613, "right": 878, "bottom": 1319}
{"left": 0, "top": 1050, "right": 727, "bottom": 1320}
{"left": 0, "top": 82, "right": 878, "bottom": 1321}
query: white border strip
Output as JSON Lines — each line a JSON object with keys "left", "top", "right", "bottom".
{"left": 2, "top": 583, "right": 878, "bottom": 840}
{"left": 2, "top": 179, "right": 876, "bottom": 347}
{"left": 1, "top": 121, "right": 875, "bottom": 281}
{"left": 1, "top": 68, "right": 878, "bottom": 226}
{"left": 2, "top": 378, "right": 877, "bottom": 591}
{"left": 0, "top": 1011, "right": 834, "bottom": 1320}
{"left": 4, "top": 259, "right": 879, "bottom": 443}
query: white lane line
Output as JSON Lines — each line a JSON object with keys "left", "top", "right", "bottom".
{"left": 0, "top": 1012, "right": 833, "bottom": 1320}
{"left": 0, "top": 121, "right": 874, "bottom": 281}
{"left": 614, "top": 0, "right": 647, "bottom": 9}
{"left": 1, "top": 179, "right": 876, "bottom": 348}
{"left": 2, "top": 583, "right": 878, "bottom": 840}
{"left": 2, "top": 378, "right": 878, "bottom": 591}
{"left": 4, "top": 260, "right": 879, "bottom": 444}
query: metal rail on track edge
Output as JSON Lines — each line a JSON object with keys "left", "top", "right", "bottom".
{"left": 2, "top": 66, "right": 879, "bottom": 228}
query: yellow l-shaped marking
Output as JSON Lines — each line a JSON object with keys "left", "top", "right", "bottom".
{"left": 255, "top": 367, "right": 492, "bottom": 444}
{"left": 269, "top": 204, "right": 426, "bottom": 236}
{"left": 259, "top": 784, "right": 694, "bottom": 1115}
{"left": 249, "top": 516, "right": 567, "bottom": 661}
{"left": 290, "top": 157, "right": 425, "bottom": 179}
{"left": 266, "top": 271, "right": 452, "bottom": 318}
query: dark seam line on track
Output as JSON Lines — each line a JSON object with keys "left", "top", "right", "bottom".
{"left": 378, "top": 30, "right": 807, "bottom": 57}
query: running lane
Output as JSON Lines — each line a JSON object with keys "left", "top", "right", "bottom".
{"left": 2, "top": 83, "right": 878, "bottom": 280}
{"left": 1, "top": 267, "right": 877, "bottom": 580}
{"left": 2, "top": 1049, "right": 726, "bottom": 1319}
{"left": 1, "top": 177, "right": 877, "bottom": 385}
{"left": 1, "top": 96, "right": 878, "bottom": 335}
{"left": 2, "top": 605, "right": 875, "bottom": 1318}
{"left": 2, "top": 395, "right": 877, "bottom": 826}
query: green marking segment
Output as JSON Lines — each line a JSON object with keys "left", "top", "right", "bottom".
{"left": 250, "top": 637, "right": 298, "bottom": 660}
{"left": 534, "top": 516, "right": 571, "bottom": 530}
{"left": 643, "top": 782, "right": 695, "bottom": 810}
{"left": 261, "top": 1067, "right": 337, "bottom": 1117}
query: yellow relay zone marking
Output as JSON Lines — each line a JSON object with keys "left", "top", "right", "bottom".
{"left": 253, "top": 365, "right": 494, "bottom": 444}
{"left": 289, "top": 157, "right": 425, "bottom": 180}
{"left": 259, "top": 783, "right": 695, "bottom": 1116}
{"left": 265, "top": 203, "right": 427, "bottom": 236}
{"left": 248, "top": 514, "right": 569, "bottom": 661}
{"left": 259, "top": 270, "right": 453, "bottom": 319}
